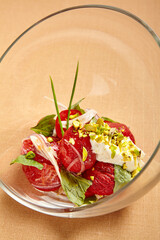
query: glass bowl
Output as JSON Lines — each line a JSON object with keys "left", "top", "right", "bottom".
{"left": 0, "top": 5, "right": 159, "bottom": 218}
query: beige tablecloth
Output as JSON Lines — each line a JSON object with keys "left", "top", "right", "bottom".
{"left": 0, "top": 0, "right": 160, "bottom": 239}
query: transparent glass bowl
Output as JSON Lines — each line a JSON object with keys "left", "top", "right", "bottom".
{"left": 0, "top": 5, "right": 159, "bottom": 218}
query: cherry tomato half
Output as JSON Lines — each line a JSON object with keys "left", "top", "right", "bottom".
{"left": 22, "top": 163, "right": 61, "bottom": 191}
{"left": 55, "top": 109, "right": 82, "bottom": 139}
{"left": 58, "top": 126, "right": 96, "bottom": 173}
{"left": 83, "top": 162, "right": 115, "bottom": 197}
{"left": 21, "top": 138, "right": 59, "bottom": 165}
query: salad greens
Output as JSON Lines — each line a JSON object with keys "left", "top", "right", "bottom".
{"left": 113, "top": 165, "right": 132, "bottom": 192}
{"left": 10, "top": 152, "right": 43, "bottom": 170}
{"left": 31, "top": 114, "right": 56, "bottom": 137}
{"left": 60, "top": 168, "right": 92, "bottom": 206}
{"left": 71, "top": 97, "right": 85, "bottom": 114}
{"left": 10, "top": 62, "right": 144, "bottom": 207}
{"left": 101, "top": 116, "right": 117, "bottom": 123}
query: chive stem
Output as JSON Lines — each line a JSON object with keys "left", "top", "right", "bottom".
{"left": 66, "top": 62, "right": 79, "bottom": 129}
{"left": 50, "top": 76, "right": 64, "bottom": 137}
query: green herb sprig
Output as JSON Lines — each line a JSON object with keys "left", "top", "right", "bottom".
{"left": 50, "top": 76, "right": 64, "bottom": 137}
{"left": 66, "top": 62, "right": 79, "bottom": 130}
{"left": 60, "top": 168, "right": 92, "bottom": 206}
{"left": 10, "top": 152, "right": 43, "bottom": 170}
{"left": 31, "top": 114, "right": 56, "bottom": 136}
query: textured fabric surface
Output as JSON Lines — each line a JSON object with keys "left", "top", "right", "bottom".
{"left": 0, "top": 0, "right": 160, "bottom": 239}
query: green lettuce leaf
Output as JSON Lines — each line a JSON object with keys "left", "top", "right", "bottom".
{"left": 31, "top": 114, "right": 56, "bottom": 136}
{"left": 101, "top": 116, "right": 117, "bottom": 123}
{"left": 60, "top": 168, "right": 92, "bottom": 206}
{"left": 71, "top": 98, "right": 85, "bottom": 114}
{"left": 10, "top": 155, "right": 43, "bottom": 170}
{"left": 114, "top": 165, "right": 132, "bottom": 192}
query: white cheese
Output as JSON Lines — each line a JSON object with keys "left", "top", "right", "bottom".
{"left": 90, "top": 137, "right": 145, "bottom": 172}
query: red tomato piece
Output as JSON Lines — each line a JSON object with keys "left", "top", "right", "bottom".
{"left": 21, "top": 137, "right": 60, "bottom": 165}
{"left": 22, "top": 163, "right": 61, "bottom": 191}
{"left": 105, "top": 121, "right": 135, "bottom": 144}
{"left": 83, "top": 162, "right": 115, "bottom": 197}
{"left": 58, "top": 126, "right": 96, "bottom": 173}
{"left": 21, "top": 139, "right": 35, "bottom": 155}
{"left": 55, "top": 109, "right": 82, "bottom": 139}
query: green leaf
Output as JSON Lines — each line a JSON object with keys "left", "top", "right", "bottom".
{"left": 73, "top": 104, "right": 85, "bottom": 114}
{"left": 71, "top": 98, "right": 85, "bottom": 114}
{"left": 101, "top": 117, "right": 117, "bottom": 123}
{"left": 60, "top": 168, "right": 92, "bottom": 206}
{"left": 10, "top": 155, "right": 43, "bottom": 170}
{"left": 114, "top": 165, "right": 132, "bottom": 192}
{"left": 71, "top": 97, "right": 85, "bottom": 109}
{"left": 31, "top": 114, "right": 56, "bottom": 137}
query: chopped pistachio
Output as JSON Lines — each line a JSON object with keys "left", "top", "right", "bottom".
{"left": 90, "top": 176, "right": 94, "bottom": 181}
{"left": 78, "top": 130, "right": 87, "bottom": 138}
{"left": 96, "top": 118, "right": 104, "bottom": 127}
{"left": 117, "top": 133, "right": 124, "bottom": 141}
{"left": 95, "top": 135, "right": 103, "bottom": 143}
{"left": 82, "top": 134, "right": 87, "bottom": 138}
{"left": 121, "top": 141, "right": 128, "bottom": 148}
{"left": 86, "top": 118, "right": 141, "bottom": 166}
{"left": 104, "top": 139, "right": 109, "bottom": 145}
{"left": 132, "top": 167, "right": 141, "bottom": 178}
{"left": 72, "top": 119, "right": 81, "bottom": 130}
{"left": 104, "top": 122, "right": 110, "bottom": 128}
{"left": 47, "top": 137, "right": 53, "bottom": 143}
{"left": 103, "top": 130, "right": 110, "bottom": 135}
{"left": 89, "top": 133, "right": 96, "bottom": 140}
{"left": 82, "top": 147, "right": 88, "bottom": 161}
{"left": 110, "top": 145, "right": 117, "bottom": 159}
{"left": 69, "top": 113, "right": 80, "bottom": 120}
{"left": 133, "top": 148, "right": 141, "bottom": 157}
{"left": 84, "top": 124, "right": 97, "bottom": 132}
{"left": 69, "top": 138, "right": 75, "bottom": 145}
{"left": 26, "top": 151, "right": 35, "bottom": 159}
{"left": 128, "top": 141, "right": 133, "bottom": 147}
{"left": 122, "top": 152, "right": 132, "bottom": 162}
{"left": 78, "top": 130, "right": 83, "bottom": 138}
{"left": 99, "top": 126, "right": 106, "bottom": 132}
{"left": 123, "top": 163, "right": 127, "bottom": 170}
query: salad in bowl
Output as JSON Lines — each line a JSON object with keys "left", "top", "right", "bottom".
{"left": 10, "top": 63, "right": 145, "bottom": 206}
{"left": 0, "top": 4, "right": 159, "bottom": 217}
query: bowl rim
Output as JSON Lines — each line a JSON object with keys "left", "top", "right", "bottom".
{"left": 0, "top": 4, "right": 160, "bottom": 216}
{"left": 0, "top": 4, "right": 160, "bottom": 63}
